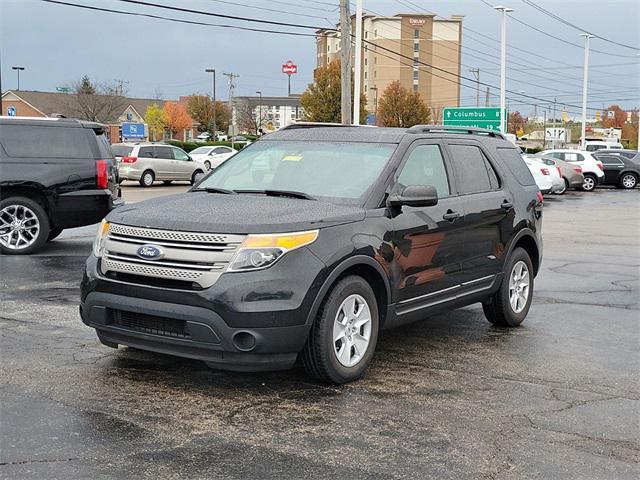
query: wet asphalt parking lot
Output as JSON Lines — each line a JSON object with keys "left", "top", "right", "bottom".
{"left": 1, "top": 184, "right": 638, "bottom": 479}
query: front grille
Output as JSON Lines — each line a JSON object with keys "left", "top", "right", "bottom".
{"left": 113, "top": 310, "right": 190, "bottom": 339}
{"left": 101, "top": 224, "right": 245, "bottom": 288}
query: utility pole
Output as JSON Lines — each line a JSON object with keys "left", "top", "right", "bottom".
{"left": 255, "top": 90, "right": 262, "bottom": 134}
{"left": 580, "top": 33, "right": 593, "bottom": 149}
{"left": 339, "top": 0, "right": 352, "bottom": 125}
{"left": 352, "top": 0, "right": 363, "bottom": 124}
{"left": 205, "top": 69, "right": 217, "bottom": 139}
{"left": 469, "top": 68, "right": 480, "bottom": 108}
{"left": 494, "top": 6, "right": 513, "bottom": 134}
{"left": 485, "top": 87, "right": 490, "bottom": 107}
{"left": 223, "top": 72, "right": 239, "bottom": 145}
{"left": 552, "top": 97, "right": 557, "bottom": 148}
{"left": 12, "top": 66, "right": 25, "bottom": 91}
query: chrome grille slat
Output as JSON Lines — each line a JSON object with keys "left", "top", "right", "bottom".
{"left": 101, "top": 223, "right": 245, "bottom": 288}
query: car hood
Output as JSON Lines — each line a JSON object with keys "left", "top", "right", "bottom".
{"left": 107, "top": 192, "right": 365, "bottom": 234}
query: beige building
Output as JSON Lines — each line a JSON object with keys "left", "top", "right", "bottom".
{"left": 316, "top": 13, "right": 463, "bottom": 123}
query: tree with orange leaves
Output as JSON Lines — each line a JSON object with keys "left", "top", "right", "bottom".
{"left": 163, "top": 101, "right": 192, "bottom": 139}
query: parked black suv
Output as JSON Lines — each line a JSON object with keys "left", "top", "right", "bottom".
{"left": 81, "top": 125, "right": 543, "bottom": 383}
{"left": 592, "top": 150, "right": 640, "bottom": 189}
{"left": 0, "top": 117, "right": 121, "bottom": 254}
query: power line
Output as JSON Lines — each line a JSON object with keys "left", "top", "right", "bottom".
{"left": 521, "top": 0, "right": 640, "bottom": 51}
{"left": 203, "top": 0, "right": 333, "bottom": 21}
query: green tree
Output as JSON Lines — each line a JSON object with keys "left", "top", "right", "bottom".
{"left": 301, "top": 60, "right": 366, "bottom": 124}
{"left": 377, "top": 81, "right": 431, "bottom": 128}
{"left": 144, "top": 103, "right": 168, "bottom": 141}
{"left": 186, "top": 95, "right": 231, "bottom": 134}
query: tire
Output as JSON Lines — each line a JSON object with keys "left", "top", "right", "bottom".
{"left": 204, "top": 160, "right": 211, "bottom": 170}
{"left": 191, "top": 170, "right": 204, "bottom": 185}
{"left": 482, "top": 247, "right": 534, "bottom": 327}
{"left": 0, "top": 196, "right": 50, "bottom": 255}
{"left": 139, "top": 170, "right": 155, "bottom": 188}
{"left": 162, "top": 180, "right": 173, "bottom": 185}
{"left": 581, "top": 174, "right": 597, "bottom": 192}
{"left": 619, "top": 173, "right": 637, "bottom": 189}
{"left": 301, "top": 275, "right": 379, "bottom": 384}
{"left": 47, "top": 228, "right": 64, "bottom": 241}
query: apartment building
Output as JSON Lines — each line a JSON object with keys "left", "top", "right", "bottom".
{"left": 316, "top": 13, "right": 463, "bottom": 122}
{"left": 232, "top": 95, "right": 303, "bottom": 133}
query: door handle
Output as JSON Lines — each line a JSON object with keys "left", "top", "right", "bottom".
{"left": 443, "top": 210, "right": 460, "bottom": 221}
{"left": 501, "top": 201, "right": 514, "bottom": 210}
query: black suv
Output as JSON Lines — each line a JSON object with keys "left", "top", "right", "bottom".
{"left": 81, "top": 125, "right": 543, "bottom": 383}
{"left": 592, "top": 150, "right": 639, "bottom": 189}
{"left": 0, "top": 117, "right": 121, "bottom": 254}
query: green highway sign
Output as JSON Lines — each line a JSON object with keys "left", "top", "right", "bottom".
{"left": 56, "top": 86, "right": 71, "bottom": 93}
{"left": 442, "top": 107, "right": 505, "bottom": 132}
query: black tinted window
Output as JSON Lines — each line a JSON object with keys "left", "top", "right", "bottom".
{"left": 396, "top": 144, "right": 450, "bottom": 197}
{"left": 496, "top": 148, "right": 536, "bottom": 186}
{"left": 448, "top": 144, "right": 492, "bottom": 193}
{"left": 0, "top": 125, "right": 93, "bottom": 158}
{"left": 154, "top": 146, "right": 174, "bottom": 159}
{"left": 111, "top": 145, "right": 134, "bottom": 157}
{"left": 138, "top": 147, "right": 154, "bottom": 158}
{"left": 600, "top": 156, "right": 624, "bottom": 165}
{"left": 96, "top": 134, "right": 114, "bottom": 159}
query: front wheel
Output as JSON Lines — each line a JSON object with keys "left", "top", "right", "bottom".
{"left": 191, "top": 170, "right": 204, "bottom": 185}
{"left": 204, "top": 160, "right": 211, "bottom": 170}
{"left": 0, "top": 197, "right": 50, "bottom": 255}
{"left": 619, "top": 173, "right": 637, "bottom": 189}
{"left": 483, "top": 247, "right": 534, "bottom": 327}
{"left": 302, "top": 275, "right": 379, "bottom": 384}
{"left": 581, "top": 174, "right": 597, "bottom": 192}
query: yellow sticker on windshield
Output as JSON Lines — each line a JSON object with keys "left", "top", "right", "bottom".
{"left": 282, "top": 155, "right": 303, "bottom": 162}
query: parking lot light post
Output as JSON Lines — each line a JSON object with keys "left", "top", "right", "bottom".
{"left": 205, "top": 69, "right": 216, "bottom": 140}
{"left": 579, "top": 34, "right": 593, "bottom": 149}
{"left": 256, "top": 91, "right": 262, "bottom": 134}
{"left": 12, "top": 66, "right": 25, "bottom": 91}
{"left": 493, "top": 6, "right": 513, "bottom": 134}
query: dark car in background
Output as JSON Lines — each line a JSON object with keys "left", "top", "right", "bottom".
{"left": 0, "top": 117, "right": 121, "bottom": 254}
{"left": 81, "top": 125, "right": 543, "bottom": 384}
{"left": 593, "top": 151, "right": 640, "bottom": 189}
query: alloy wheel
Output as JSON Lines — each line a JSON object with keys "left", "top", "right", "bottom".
{"left": 621, "top": 174, "right": 637, "bottom": 189}
{"left": 508, "top": 260, "right": 530, "bottom": 314}
{"left": 583, "top": 176, "right": 595, "bottom": 191}
{"left": 0, "top": 204, "right": 41, "bottom": 250}
{"left": 333, "top": 294, "right": 372, "bottom": 367}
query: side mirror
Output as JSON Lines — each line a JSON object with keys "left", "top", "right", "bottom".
{"left": 388, "top": 185, "right": 438, "bottom": 208}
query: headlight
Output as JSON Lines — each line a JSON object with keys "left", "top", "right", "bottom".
{"left": 92, "top": 220, "right": 110, "bottom": 258}
{"left": 228, "top": 230, "right": 319, "bottom": 272}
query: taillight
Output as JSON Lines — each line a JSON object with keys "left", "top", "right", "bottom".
{"left": 541, "top": 168, "right": 550, "bottom": 175}
{"left": 122, "top": 156, "right": 137, "bottom": 163}
{"left": 574, "top": 167, "right": 582, "bottom": 174}
{"left": 96, "top": 160, "right": 108, "bottom": 189}
{"left": 536, "top": 191, "right": 544, "bottom": 203}
{"left": 597, "top": 162, "right": 604, "bottom": 171}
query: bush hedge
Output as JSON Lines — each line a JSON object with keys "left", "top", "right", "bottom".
{"left": 166, "top": 140, "right": 248, "bottom": 152}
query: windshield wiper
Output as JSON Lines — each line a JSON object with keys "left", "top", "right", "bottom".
{"left": 235, "top": 189, "right": 316, "bottom": 200}
{"left": 193, "top": 187, "right": 237, "bottom": 195}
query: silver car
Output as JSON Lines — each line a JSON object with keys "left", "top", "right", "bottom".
{"left": 112, "top": 143, "right": 205, "bottom": 187}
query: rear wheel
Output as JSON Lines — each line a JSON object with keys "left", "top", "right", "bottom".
{"left": 581, "top": 174, "right": 597, "bottom": 192}
{"left": 191, "top": 170, "right": 204, "bottom": 185}
{"left": 302, "top": 275, "right": 379, "bottom": 384}
{"left": 619, "top": 173, "right": 637, "bottom": 189}
{"left": 139, "top": 170, "right": 155, "bottom": 188}
{"left": 0, "top": 197, "right": 50, "bottom": 255}
{"left": 204, "top": 160, "right": 211, "bottom": 170}
{"left": 483, "top": 247, "right": 533, "bottom": 327}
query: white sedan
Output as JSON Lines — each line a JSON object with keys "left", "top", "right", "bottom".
{"left": 524, "top": 155, "right": 564, "bottom": 194}
{"left": 189, "top": 146, "right": 237, "bottom": 170}
{"left": 523, "top": 157, "right": 554, "bottom": 195}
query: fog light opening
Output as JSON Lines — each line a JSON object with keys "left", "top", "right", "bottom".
{"left": 232, "top": 331, "right": 257, "bottom": 352}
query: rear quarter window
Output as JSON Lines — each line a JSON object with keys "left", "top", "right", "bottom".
{"left": 0, "top": 124, "right": 93, "bottom": 158}
{"left": 496, "top": 147, "right": 536, "bottom": 186}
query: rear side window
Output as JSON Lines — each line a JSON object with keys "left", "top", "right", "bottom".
{"left": 0, "top": 125, "right": 93, "bottom": 158}
{"left": 111, "top": 145, "right": 133, "bottom": 157}
{"left": 496, "top": 147, "right": 536, "bottom": 186}
{"left": 154, "top": 146, "right": 174, "bottom": 159}
{"left": 599, "top": 156, "right": 624, "bottom": 166}
{"left": 396, "top": 144, "right": 450, "bottom": 197}
{"left": 138, "top": 147, "right": 154, "bottom": 158}
{"left": 564, "top": 152, "right": 584, "bottom": 162}
{"left": 448, "top": 144, "right": 497, "bottom": 194}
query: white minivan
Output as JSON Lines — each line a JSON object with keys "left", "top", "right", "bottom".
{"left": 539, "top": 149, "right": 604, "bottom": 191}
{"left": 584, "top": 140, "right": 624, "bottom": 152}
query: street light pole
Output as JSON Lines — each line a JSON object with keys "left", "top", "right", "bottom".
{"left": 205, "top": 68, "right": 216, "bottom": 140}
{"left": 12, "top": 66, "right": 25, "bottom": 91}
{"left": 255, "top": 91, "right": 262, "bottom": 134}
{"left": 580, "top": 34, "right": 593, "bottom": 149}
{"left": 494, "top": 6, "right": 513, "bottom": 134}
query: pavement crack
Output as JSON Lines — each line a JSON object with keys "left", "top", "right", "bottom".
{"left": 0, "top": 457, "right": 78, "bottom": 466}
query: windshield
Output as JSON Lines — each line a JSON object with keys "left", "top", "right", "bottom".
{"left": 111, "top": 145, "right": 133, "bottom": 157}
{"left": 190, "top": 147, "right": 213, "bottom": 155}
{"left": 196, "top": 140, "right": 397, "bottom": 205}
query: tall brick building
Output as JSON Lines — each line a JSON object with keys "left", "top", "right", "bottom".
{"left": 316, "top": 13, "right": 463, "bottom": 122}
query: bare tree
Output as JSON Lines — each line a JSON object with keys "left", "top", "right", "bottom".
{"left": 56, "top": 75, "right": 128, "bottom": 122}
{"left": 236, "top": 100, "right": 269, "bottom": 135}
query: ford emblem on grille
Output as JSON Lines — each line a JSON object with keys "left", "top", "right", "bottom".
{"left": 136, "top": 245, "right": 164, "bottom": 260}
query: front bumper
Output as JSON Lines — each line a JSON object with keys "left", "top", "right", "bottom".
{"left": 80, "top": 249, "right": 326, "bottom": 371}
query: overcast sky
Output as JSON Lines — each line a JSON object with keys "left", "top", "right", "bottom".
{"left": 1, "top": 0, "right": 639, "bottom": 117}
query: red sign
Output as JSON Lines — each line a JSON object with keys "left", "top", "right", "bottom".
{"left": 409, "top": 18, "right": 426, "bottom": 26}
{"left": 282, "top": 60, "right": 298, "bottom": 75}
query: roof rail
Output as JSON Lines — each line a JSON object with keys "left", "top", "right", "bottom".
{"left": 406, "top": 125, "right": 505, "bottom": 139}
{"left": 280, "top": 122, "right": 372, "bottom": 131}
